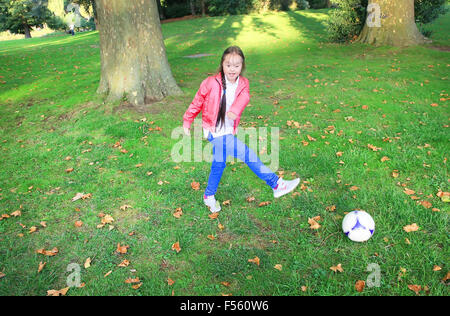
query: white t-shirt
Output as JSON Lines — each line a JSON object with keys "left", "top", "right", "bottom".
{"left": 203, "top": 76, "right": 239, "bottom": 138}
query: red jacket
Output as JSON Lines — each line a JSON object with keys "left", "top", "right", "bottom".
{"left": 183, "top": 73, "right": 250, "bottom": 135}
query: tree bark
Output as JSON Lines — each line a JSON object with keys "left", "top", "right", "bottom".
{"left": 190, "top": 0, "right": 195, "bottom": 16}
{"left": 95, "top": 0, "right": 182, "bottom": 105}
{"left": 355, "top": 0, "right": 432, "bottom": 47}
{"left": 23, "top": 23, "right": 32, "bottom": 38}
{"left": 201, "top": 0, "right": 206, "bottom": 17}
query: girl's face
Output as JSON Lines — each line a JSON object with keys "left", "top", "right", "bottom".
{"left": 222, "top": 53, "right": 243, "bottom": 83}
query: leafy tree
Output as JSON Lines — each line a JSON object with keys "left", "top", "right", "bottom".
{"left": 0, "top": 0, "right": 65, "bottom": 38}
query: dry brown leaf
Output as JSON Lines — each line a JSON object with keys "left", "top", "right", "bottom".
{"left": 191, "top": 181, "right": 200, "bottom": 190}
{"left": 330, "top": 264, "right": 344, "bottom": 273}
{"left": 38, "top": 262, "right": 46, "bottom": 273}
{"left": 118, "top": 259, "right": 130, "bottom": 267}
{"left": 258, "top": 201, "right": 271, "bottom": 207}
{"left": 36, "top": 247, "right": 59, "bottom": 256}
{"left": 407, "top": 284, "right": 421, "bottom": 295}
{"left": 120, "top": 204, "right": 132, "bottom": 211}
{"left": 47, "top": 287, "right": 69, "bottom": 296}
{"left": 168, "top": 278, "right": 175, "bottom": 286}
{"left": 74, "top": 220, "right": 83, "bottom": 228}
{"left": 208, "top": 213, "right": 219, "bottom": 219}
{"left": 308, "top": 217, "right": 321, "bottom": 230}
{"left": 172, "top": 241, "right": 181, "bottom": 253}
{"left": 355, "top": 280, "right": 365, "bottom": 293}
{"left": 84, "top": 258, "right": 91, "bottom": 269}
{"left": 10, "top": 210, "right": 21, "bottom": 217}
{"left": 433, "top": 265, "right": 442, "bottom": 271}
{"left": 248, "top": 256, "right": 260, "bottom": 266}
{"left": 207, "top": 235, "right": 215, "bottom": 241}
{"left": 420, "top": 200, "right": 432, "bottom": 209}
{"left": 132, "top": 283, "right": 142, "bottom": 290}
{"left": 274, "top": 264, "right": 282, "bottom": 271}
{"left": 403, "top": 223, "right": 419, "bottom": 233}
{"left": 173, "top": 208, "right": 183, "bottom": 218}
{"left": 116, "top": 243, "right": 129, "bottom": 254}
{"left": 125, "top": 277, "right": 140, "bottom": 284}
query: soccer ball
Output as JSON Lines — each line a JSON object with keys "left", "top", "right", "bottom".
{"left": 342, "top": 210, "right": 375, "bottom": 242}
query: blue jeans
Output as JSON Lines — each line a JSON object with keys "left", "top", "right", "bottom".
{"left": 204, "top": 132, "right": 279, "bottom": 196}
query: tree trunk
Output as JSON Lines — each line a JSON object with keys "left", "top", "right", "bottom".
{"left": 190, "top": 0, "right": 196, "bottom": 16}
{"left": 95, "top": 0, "right": 182, "bottom": 105}
{"left": 201, "top": 0, "right": 206, "bottom": 17}
{"left": 23, "top": 23, "right": 32, "bottom": 38}
{"left": 355, "top": 0, "right": 432, "bottom": 47}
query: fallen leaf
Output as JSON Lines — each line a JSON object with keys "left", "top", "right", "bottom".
{"left": 104, "top": 270, "right": 112, "bottom": 277}
{"left": 433, "top": 265, "right": 441, "bottom": 271}
{"left": 47, "top": 287, "right": 69, "bottom": 296}
{"left": 408, "top": 284, "right": 421, "bottom": 295}
{"left": 171, "top": 242, "right": 181, "bottom": 253}
{"left": 208, "top": 213, "right": 219, "bottom": 219}
{"left": 191, "top": 181, "right": 200, "bottom": 190}
{"left": 403, "top": 223, "right": 419, "bottom": 233}
{"left": 125, "top": 277, "right": 140, "bottom": 284}
{"left": 10, "top": 210, "right": 21, "bottom": 217}
{"left": 258, "top": 201, "right": 270, "bottom": 207}
{"left": 173, "top": 208, "right": 183, "bottom": 218}
{"left": 355, "top": 280, "right": 365, "bottom": 293}
{"left": 330, "top": 264, "right": 344, "bottom": 273}
{"left": 36, "top": 247, "right": 59, "bottom": 256}
{"left": 274, "top": 264, "right": 282, "bottom": 271}
{"left": 118, "top": 259, "right": 130, "bottom": 267}
{"left": 167, "top": 278, "right": 175, "bottom": 286}
{"left": 84, "top": 258, "right": 91, "bottom": 269}
{"left": 308, "top": 217, "right": 321, "bottom": 230}
{"left": 38, "top": 262, "right": 46, "bottom": 273}
{"left": 116, "top": 243, "right": 129, "bottom": 254}
{"left": 74, "top": 220, "right": 83, "bottom": 228}
{"left": 248, "top": 256, "right": 260, "bottom": 266}
{"left": 132, "top": 283, "right": 142, "bottom": 290}
{"left": 120, "top": 205, "right": 132, "bottom": 211}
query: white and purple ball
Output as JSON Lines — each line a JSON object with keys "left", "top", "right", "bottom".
{"left": 342, "top": 210, "right": 375, "bottom": 242}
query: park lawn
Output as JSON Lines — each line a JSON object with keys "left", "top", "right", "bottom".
{"left": 0, "top": 7, "right": 448, "bottom": 296}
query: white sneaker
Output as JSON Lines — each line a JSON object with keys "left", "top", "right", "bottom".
{"left": 204, "top": 195, "right": 221, "bottom": 213}
{"left": 273, "top": 177, "right": 300, "bottom": 198}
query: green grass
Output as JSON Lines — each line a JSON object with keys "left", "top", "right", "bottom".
{"left": 0, "top": 8, "right": 449, "bottom": 296}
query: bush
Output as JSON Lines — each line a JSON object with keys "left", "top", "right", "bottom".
{"left": 325, "top": 0, "right": 367, "bottom": 43}
{"left": 208, "top": 0, "right": 253, "bottom": 16}
{"left": 296, "top": 0, "right": 310, "bottom": 10}
{"left": 163, "top": 1, "right": 191, "bottom": 18}
{"left": 415, "top": 0, "right": 448, "bottom": 24}
{"left": 326, "top": 0, "right": 447, "bottom": 43}
{"left": 308, "top": 0, "right": 328, "bottom": 8}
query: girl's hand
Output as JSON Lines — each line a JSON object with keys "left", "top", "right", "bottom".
{"left": 183, "top": 126, "right": 191, "bottom": 136}
{"left": 226, "top": 111, "right": 237, "bottom": 120}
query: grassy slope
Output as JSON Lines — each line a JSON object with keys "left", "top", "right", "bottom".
{"left": 0, "top": 8, "right": 448, "bottom": 296}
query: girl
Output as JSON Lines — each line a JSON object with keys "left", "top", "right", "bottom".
{"left": 183, "top": 46, "right": 300, "bottom": 213}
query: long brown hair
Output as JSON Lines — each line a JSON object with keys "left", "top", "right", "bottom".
{"left": 215, "top": 46, "right": 246, "bottom": 130}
